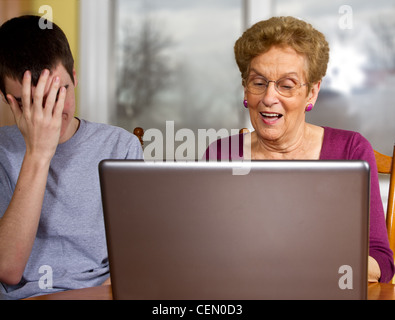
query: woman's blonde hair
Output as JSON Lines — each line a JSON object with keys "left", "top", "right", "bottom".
{"left": 234, "top": 16, "right": 329, "bottom": 87}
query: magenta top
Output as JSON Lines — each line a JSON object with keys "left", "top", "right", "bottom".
{"left": 204, "top": 126, "right": 395, "bottom": 282}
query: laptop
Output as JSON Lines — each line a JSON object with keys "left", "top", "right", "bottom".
{"left": 99, "top": 160, "right": 369, "bottom": 300}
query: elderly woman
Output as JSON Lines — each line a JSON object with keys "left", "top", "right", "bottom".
{"left": 204, "top": 16, "right": 394, "bottom": 283}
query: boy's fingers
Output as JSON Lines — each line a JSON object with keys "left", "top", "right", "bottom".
{"left": 21, "top": 70, "right": 32, "bottom": 111}
{"left": 53, "top": 86, "right": 66, "bottom": 118}
{"left": 32, "top": 69, "right": 50, "bottom": 110}
{"left": 43, "top": 76, "right": 60, "bottom": 114}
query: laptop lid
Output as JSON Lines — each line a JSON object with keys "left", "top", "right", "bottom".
{"left": 99, "top": 160, "right": 369, "bottom": 300}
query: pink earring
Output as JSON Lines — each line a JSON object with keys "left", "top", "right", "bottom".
{"left": 305, "top": 103, "right": 313, "bottom": 112}
{"left": 243, "top": 100, "right": 248, "bottom": 108}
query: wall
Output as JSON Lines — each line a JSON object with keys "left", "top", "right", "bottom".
{"left": 31, "top": 0, "right": 79, "bottom": 74}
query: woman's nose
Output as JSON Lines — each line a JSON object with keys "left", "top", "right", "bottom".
{"left": 261, "top": 81, "right": 279, "bottom": 106}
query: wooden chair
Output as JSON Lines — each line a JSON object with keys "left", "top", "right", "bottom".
{"left": 374, "top": 146, "right": 395, "bottom": 259}
{"left": 133, "top": 127, "right": 144, "bottom": 146}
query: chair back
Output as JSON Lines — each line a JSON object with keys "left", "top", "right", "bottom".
{"left": 374, "top": 146, "right": 395, "bottom": 253}
{"left": 133, "top": 127, "right": 144, "bottom": 146}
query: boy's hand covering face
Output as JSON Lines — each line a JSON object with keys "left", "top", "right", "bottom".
{"left": 6, "top": 69, "right": 66, "bottom": 161}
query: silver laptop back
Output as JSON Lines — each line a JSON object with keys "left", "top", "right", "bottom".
{"left": 99, "top": 160, "right": 369, "bottom": 300}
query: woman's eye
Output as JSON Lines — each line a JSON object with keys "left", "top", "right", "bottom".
{"left": 278, "top": 78, "right": 297, "bottom": 90}
{"left": 252, "top": 79, "right": 267, "bottom": 86}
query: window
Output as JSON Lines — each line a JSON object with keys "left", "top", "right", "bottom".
{"left": 112, "top": 0, "right": 394, "bottom": 161}
{"left": 271, "top": 0, "right": 395, "bottom": 157}
{"left": 114, "top": 0, "right": 243, "bottom": 159}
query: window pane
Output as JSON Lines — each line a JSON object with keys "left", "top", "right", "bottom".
{"left": 115, "top": 0, "right": 243, "bottom": 159}
{"left": 274, "top": 0, "right": 395, "bottom": 156}
{"left": 114, "top": 0, "right": 395, "bottom": 159}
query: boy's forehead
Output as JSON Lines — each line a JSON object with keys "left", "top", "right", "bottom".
{"left": 5, "top": 64, "right": 70, "bottom": 97}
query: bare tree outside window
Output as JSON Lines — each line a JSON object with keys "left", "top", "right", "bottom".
{"left": 114, "top": 0, "right": 242, "bottom": 157}
{"left": 116, "top": 16, "right": 173, "bottom": 128}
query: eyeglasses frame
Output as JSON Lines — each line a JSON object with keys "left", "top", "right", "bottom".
{"left": 243, "top": 75, "right": 309, "bottom": 97}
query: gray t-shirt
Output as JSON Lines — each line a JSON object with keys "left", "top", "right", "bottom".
{"left": 0, "top": 119, "right": 143, "bottom": 299}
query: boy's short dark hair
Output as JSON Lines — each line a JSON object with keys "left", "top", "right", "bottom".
{"left": 0, "top": 15, "right": 75, "bottom": 96}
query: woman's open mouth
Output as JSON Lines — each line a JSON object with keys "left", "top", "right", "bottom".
{"left": 260, "top": 112, "right": 283, "bottom": 124}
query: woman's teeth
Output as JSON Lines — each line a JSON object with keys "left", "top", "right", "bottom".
{"left": 260, "top": 112, "right": 282, "bottom": 118}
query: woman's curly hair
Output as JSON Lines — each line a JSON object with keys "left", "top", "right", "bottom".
{"left": 234, "top": 16, "right": 330, "bottom": 89}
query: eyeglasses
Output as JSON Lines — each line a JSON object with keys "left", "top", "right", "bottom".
{"left": 244, "top": 75, "right": 308, "bottom": 97}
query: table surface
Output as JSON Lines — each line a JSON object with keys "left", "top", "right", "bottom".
{"left": 25, "top": 283, "right": 395, "bottom": 300}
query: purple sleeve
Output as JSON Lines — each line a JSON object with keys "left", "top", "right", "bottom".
{"left": 321, "top": 127, "right": 395, "bottom": 282}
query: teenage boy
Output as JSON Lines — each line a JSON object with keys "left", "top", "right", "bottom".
{"left": 0, "top": 15, "right": 143, "bottom": 299}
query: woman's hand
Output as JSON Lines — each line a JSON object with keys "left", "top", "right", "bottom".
{"left": 368, "top": 256, "right": 381, "bottom": 282}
